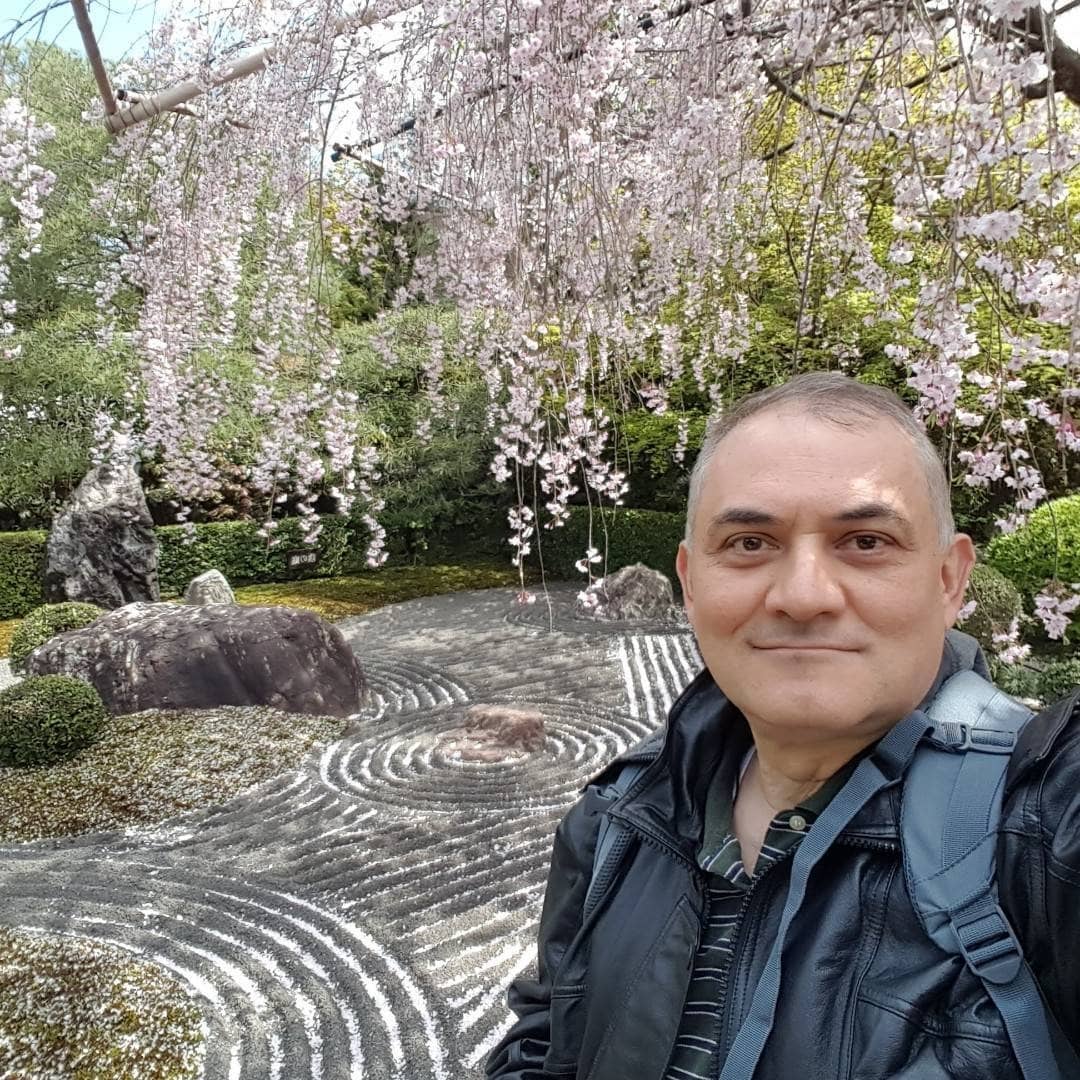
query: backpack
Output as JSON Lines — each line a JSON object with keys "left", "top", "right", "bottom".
{"left": 585, "top": 669, "right": 1080, "bottom": 1079}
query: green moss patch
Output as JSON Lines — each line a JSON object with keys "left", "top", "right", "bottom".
{"left": 233, "top": 561, "right": 527, "bottom": 620}
{"left": 0, "top": 706, "right": 345, "bottom": 843}
{"left": 0, "top": 926, "right": 203, "bottom": 1079}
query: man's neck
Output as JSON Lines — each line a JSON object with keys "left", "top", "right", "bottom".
{"left": 746, "top": 736, "right": 870, "bottom": 812}
{"left": 733, "top": 735, "right": 875, "bottom": 876}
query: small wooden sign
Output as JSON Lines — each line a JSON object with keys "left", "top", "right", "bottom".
{"left": 286, "top": 548, "right": 320, "bottom": 569}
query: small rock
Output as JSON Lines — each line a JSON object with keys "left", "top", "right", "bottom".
{"left": 44, "top": 459, "right": 159, "bottom": 610}
{"left": 183, "top": 570, "right": 236, "bottom": 605}
{"left": 450, "top": 704, "right": 546, "bottom": 761}
{"left": 576, "top": 563, "right": 676, "bottom": 622}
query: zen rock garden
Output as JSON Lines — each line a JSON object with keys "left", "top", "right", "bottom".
{"left": 0, "top": 461, "right": 698, "bottom": 1079}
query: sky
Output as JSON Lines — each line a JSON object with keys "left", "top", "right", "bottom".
{"left": 5, "top": 0, "right": 162, "bottom": 61}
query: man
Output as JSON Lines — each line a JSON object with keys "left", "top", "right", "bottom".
{"left": 486, "top": 372, "right": 1080, "bottom": 1079}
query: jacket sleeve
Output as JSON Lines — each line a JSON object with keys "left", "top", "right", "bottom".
{"left": 485, "top": 790, "right": 603, "bottom": 1079}
{"left": 1020, "top": 689, "right": 1080, "bottom": 1052}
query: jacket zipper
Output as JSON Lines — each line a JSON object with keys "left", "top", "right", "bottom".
{"left": 584, "top": 827, "right": 634, "bottom": 920}
{"left": 711, "top": 836, "right": 898, "bottom": 1076}
{"left": 834, "top": 835, "right": 899, "bottom": 853}
{"left": 714, "top": 849, "right": 794, "bottom": 1077}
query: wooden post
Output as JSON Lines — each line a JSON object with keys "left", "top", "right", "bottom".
{"left": 69, "top": 0, "right": 118, "bottom": 115}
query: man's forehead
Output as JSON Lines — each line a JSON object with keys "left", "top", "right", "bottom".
{"left": 698, "top": 411, "right": 933, "bottom": 533}
{"left": 709, "top": 408, "right": 921, "bottom": 481}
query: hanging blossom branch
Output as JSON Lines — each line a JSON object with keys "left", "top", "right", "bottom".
{"left": 17, "top": 0, "right": 1080, "bottom": 629}
{"left": 317, "top": 0, "right": 1079, "bottom": 622}
{"left": 77, "top": 4, "right": 392, "bottom": 558}
{"left": 0, "top": 96, "right": 55, "bottom": 360}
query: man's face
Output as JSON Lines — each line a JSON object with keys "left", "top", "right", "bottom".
{"left": 676, "top": 408, "right": 975, "bottom": 742}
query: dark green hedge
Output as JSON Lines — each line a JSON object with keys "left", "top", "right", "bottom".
{"left": 985, "top": 494, "right": 1080, "bottom": 603}
{"left": 0, "top": 506, "right": 520, "bottom": 620}
{"left": 156, "top": 516, "right": 361, "bottom": 597}
{"left": 0, "top": 531, "right": 47, "bottom": 620}
{"left": 535, "top": 505, "right": 685, "bottom": 583}
{"left": 0, "top": 515, "right": 369, "bottom": 620}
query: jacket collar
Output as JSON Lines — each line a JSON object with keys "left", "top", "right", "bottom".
{"left": 612, "top": 631, "right": 996, "bottom": 861}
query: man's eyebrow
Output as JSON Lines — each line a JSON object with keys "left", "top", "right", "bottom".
{"left": 834, "top": 501, "right": 915, "bottom": 536}
{"left": 706, "top": 508, "right": 780, "bottom": 531}
{"left": 705, "top": 502, "right": 916, "bottom": 536}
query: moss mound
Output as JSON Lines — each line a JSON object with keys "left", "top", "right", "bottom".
{"left": 1037, "top": 658, "right": 1080, "bottom": 704}
{"left": 0, "top": 926, "right": 203, "bottom": 1079}
{"left": 9, "top": 601, "right": 104, "bottom": 673}
{"left": 0, "top": 674, "right": 106, "bottom": 767}
{"left": 0, "top": 705, "right": 344, "bottom": 842}
{"left": 985, "top": 495, "right": 1080, "bottom": 602}
{"left": 960, "top": 564, "right": 1024, "bottom": 653}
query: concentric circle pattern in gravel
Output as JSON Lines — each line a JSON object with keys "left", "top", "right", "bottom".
{"left": 322, "top": 698, "right": 649, "bottom": 812}
{"left": 0, "top": 585, "right": 703, "bottom": 1079}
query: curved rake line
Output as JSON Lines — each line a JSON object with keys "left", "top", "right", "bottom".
{"left": 50, "top": 886, "right": 360, "bottom": 1079}
{"left": 409, "top": 891, "right": 544, "bottom": 949}
{"left": 458, "top": 943, "right": 537, "bottom": 1035}
{"left": 465, "top": 1011, "right": 518, "bottom": 1070}
{"left": 61, "top": 911, "right": 302, "bottom": 1079}
{"left": 203, "top": 882, "right": 449, "bottom": 1080}
{"left": 3, "top": 866, "right": 440, "bottom": 1079}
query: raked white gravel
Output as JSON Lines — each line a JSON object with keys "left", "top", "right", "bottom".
{"left": 0, "top": 660, "right": 19, "bottom": 693}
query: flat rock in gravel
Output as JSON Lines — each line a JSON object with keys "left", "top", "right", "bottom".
{"left": 183, "top": 569, "right": 235, "bottom": 605}
{"left": 451, "top": 704, "right": 546, "bottom": 761}
{"left": 27, "top": 602, "right": 363, "bottom": 718}
{"left": 577, "top": 562, "right": 677, "bottom": 622}
{"left": 44, "top": 459, "right": 160, "bottom": 609}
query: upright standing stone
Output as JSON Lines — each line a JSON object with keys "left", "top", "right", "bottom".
{"left": 44, "top": 460, "right": 160, "bottom": 609}
{"left": 183, "top": 570, "right": 236, "bottom": 605}
{"left": 576, "top": 562, "right": 678, "bottom": 622}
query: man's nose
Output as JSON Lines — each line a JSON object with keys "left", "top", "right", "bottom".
{"left": 763, "top": 546, "right": 845, "bottom": 621}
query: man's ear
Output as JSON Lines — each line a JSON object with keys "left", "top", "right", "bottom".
{"left": 676, "top": 541, "right": 694, "bottom": 616}
{"left": 942, "top": 533, "right": 977, "bottom": 629}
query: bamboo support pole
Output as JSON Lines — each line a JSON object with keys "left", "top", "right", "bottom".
{"left": 104, "top": 46, "right": 275, "bottom": 133}
{"left": 99, "top": 9, "right": 403, "bottom": 135}
{"left": 69, "top": 0, "right": 118, "bottom": 115}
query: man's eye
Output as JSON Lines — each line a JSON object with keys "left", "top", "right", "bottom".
{"left": 731, "top": 536, "right": 766, "bottom": 552}
{"left": 851, "top": 535, "right": 884, "bottom": 551}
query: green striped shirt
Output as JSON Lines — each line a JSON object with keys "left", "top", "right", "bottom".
{"left": 663, "top": 730, "right": 856, "bottom": 1080}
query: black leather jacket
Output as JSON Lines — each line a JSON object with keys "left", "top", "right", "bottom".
{"left": 486, "top": 670, "right": 1080, "bottom": 1080}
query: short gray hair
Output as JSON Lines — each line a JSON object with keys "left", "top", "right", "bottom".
{"left": 685, "top": 373, "right": 955, "bottom": 549}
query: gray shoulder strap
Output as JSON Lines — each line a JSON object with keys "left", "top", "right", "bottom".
{"left": 905, "top": 670, "right": 1079, "bottom": 1077}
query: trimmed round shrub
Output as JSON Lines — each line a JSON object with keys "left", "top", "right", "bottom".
{"left": 1037, "top": 659, "right": 1080, "bottom": 705}
{"left": 8, "top": 601, "right": 104, "bottom": 673}
{"left": 0, "top": 675, "right": 106, "bottom": 767}
{"left": 991, "top": 662, "right": 1042, "bottom": 703}
{"left": 985, "top": 494, "right": 1080, "bottom": 603}
{"left": 958, "top": 564, "right": 1024, "bottom": 654}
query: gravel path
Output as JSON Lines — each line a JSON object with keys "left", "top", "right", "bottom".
{"left": 0, "top": 584, "right": 700, "bottom": 1079}
{"left": 0, "top": 660, "right": 17, "bottom": 693}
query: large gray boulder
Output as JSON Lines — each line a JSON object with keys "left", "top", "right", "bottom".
{"left": 27, "top": 603, "right": 363, "bottom": 718}
{"left": 576, "top": 562, "right": 677, "bottom": 622}
{"left": 44, "top": 460, "right": 159, "bottom": 609}
{"left": 184, "top": 570, "right": 235, "bottom": 605}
